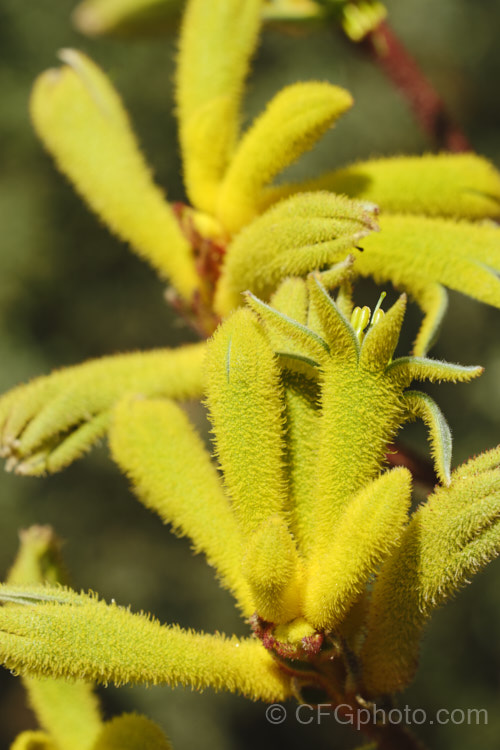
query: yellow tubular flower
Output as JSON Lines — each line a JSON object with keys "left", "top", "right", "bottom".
{"left": 7, "top": 527, "right": 103, "bottom": 750}
{"left": 109, "top": 396, "right": 254, "bottom": 616}
{"left": 176, "top": 0, "right": 263, "bottom": 214}
{"left": 215, "top": 192, "right": 377, "bottom": 316}
{"left": 266, "top": 153, "right": 500, "bottom": 220}
{"left": 28, "top": 0, "right": 500, "bottom": 344}
{"left": 0, "top": 586, "right": 291, "bottom": 702}
{"left": 216, "top": 82, "right": 353, "bottom": 233}
{"left": 205, "top": 308, "right": 289, "bottom": 536}
{"left": 361, "top": 450, "right": 500, "bottom": 696}
{"left": 30, "top": 50, "right": 198, "bottom": 301}
{"left": 303, "top": 467, "right": 412, "bottom": 631}
{"left": 247, "top": 275, "right": 481, "bottom": 552}
{"left": 0, "top": 342, "right": 206, "bottom": 476}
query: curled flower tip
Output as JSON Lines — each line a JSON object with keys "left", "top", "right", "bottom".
{"left": 73, "top": 0, "right": 184, "bottom": 37}
{"left": 30, "top": 49, "right": 198, "bottom": 301}
{"left": 72, "top": 4, "right": 103, "bottom": 35}
{"left": 359, "top": 200, "right": 380, "bottom": 217}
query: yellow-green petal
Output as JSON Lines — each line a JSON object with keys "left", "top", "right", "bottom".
{"left": 401, "top": 390, "right": 452, "bottom": 485}
{"left": 246, "top": 291, "right": 329, "bottom": 365}
{"left": 307, "top": 274, "right": 360, "bottom": 361}
{"left": 361, "top": 465, "right": 500, "bottom": 695}
{"left": 0, "top": 586, "right": 291, "bottom": 702}
{"left": 109, "top": 397, "right": 253, "bottom": 615}
{"left": 31, "top": 50, "right": 198, "bottom": 300}
{"left": 42, "top": 411, "right": 111, "bottom": 474}
{"left": 217, "top": 83, "right": 354, "bottom": 233}
{"left": 409, "top": 281, "right": 448, "bottom": 356}
{"left": 359, "top": 294, "right": 406, "bottom": 371}
{"left": 0, "top": 343, "right": 206, "bottom": 475}
{"left": 215, "top": 191, "right": 376, "bottom": 315}
{"left": 205, "top": 309, "right": 288, "bottom": 535}
{"left": 387, "top": 356, "right": 483, "bottom": 387}
{"left": 263, "top": 153, "right": 500, "bottom": 220}
{"left": 177, "top": 0, "right": 263, "bottom": 212}
{"left": 304, "top": 467, "right": 411, "bottom": 630}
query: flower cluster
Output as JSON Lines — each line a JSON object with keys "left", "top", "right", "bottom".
{"left": 1, "top": 0, "right": 500, "bottom": 748}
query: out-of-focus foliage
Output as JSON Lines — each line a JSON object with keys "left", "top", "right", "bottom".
{"left": 71, "top": 0, "right": 386, "bottom": 40}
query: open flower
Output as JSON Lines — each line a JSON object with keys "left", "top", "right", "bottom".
{"left": 1, "top": 276, "right": 498, "bottom": 744}
{"left": 1, "top": 0, "right": 499, "bottom": 476}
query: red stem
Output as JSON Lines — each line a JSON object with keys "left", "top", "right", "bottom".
{"left": 386, "top": 442, "right": 437, "bottom": 492}
{"left": 361, "top": 21, "right": 471, "bottom": 152}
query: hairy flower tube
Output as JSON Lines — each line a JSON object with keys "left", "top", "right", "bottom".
{"left": 1, "top": 277, "right": 498, "bottom": 731}
{"left": 5, "top": 526, "right": 175, "bottom": 750}
{"left": 1, "top": 0, "right": 500, "bottom": 477}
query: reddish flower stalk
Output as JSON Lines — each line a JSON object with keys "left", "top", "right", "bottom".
{"left": 386, "top": 442, "right": 437, "bottom": 492}
{"left": 360, "top": 21, "right": 471, "bottom": 152}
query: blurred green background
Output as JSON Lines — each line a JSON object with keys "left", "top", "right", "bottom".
{"left": 0, "top": 1, "right": 499, "bottom": 748}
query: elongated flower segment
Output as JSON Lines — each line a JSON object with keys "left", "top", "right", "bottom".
{"left": 4, "top": 526, "right": 177, "bottom": 750}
